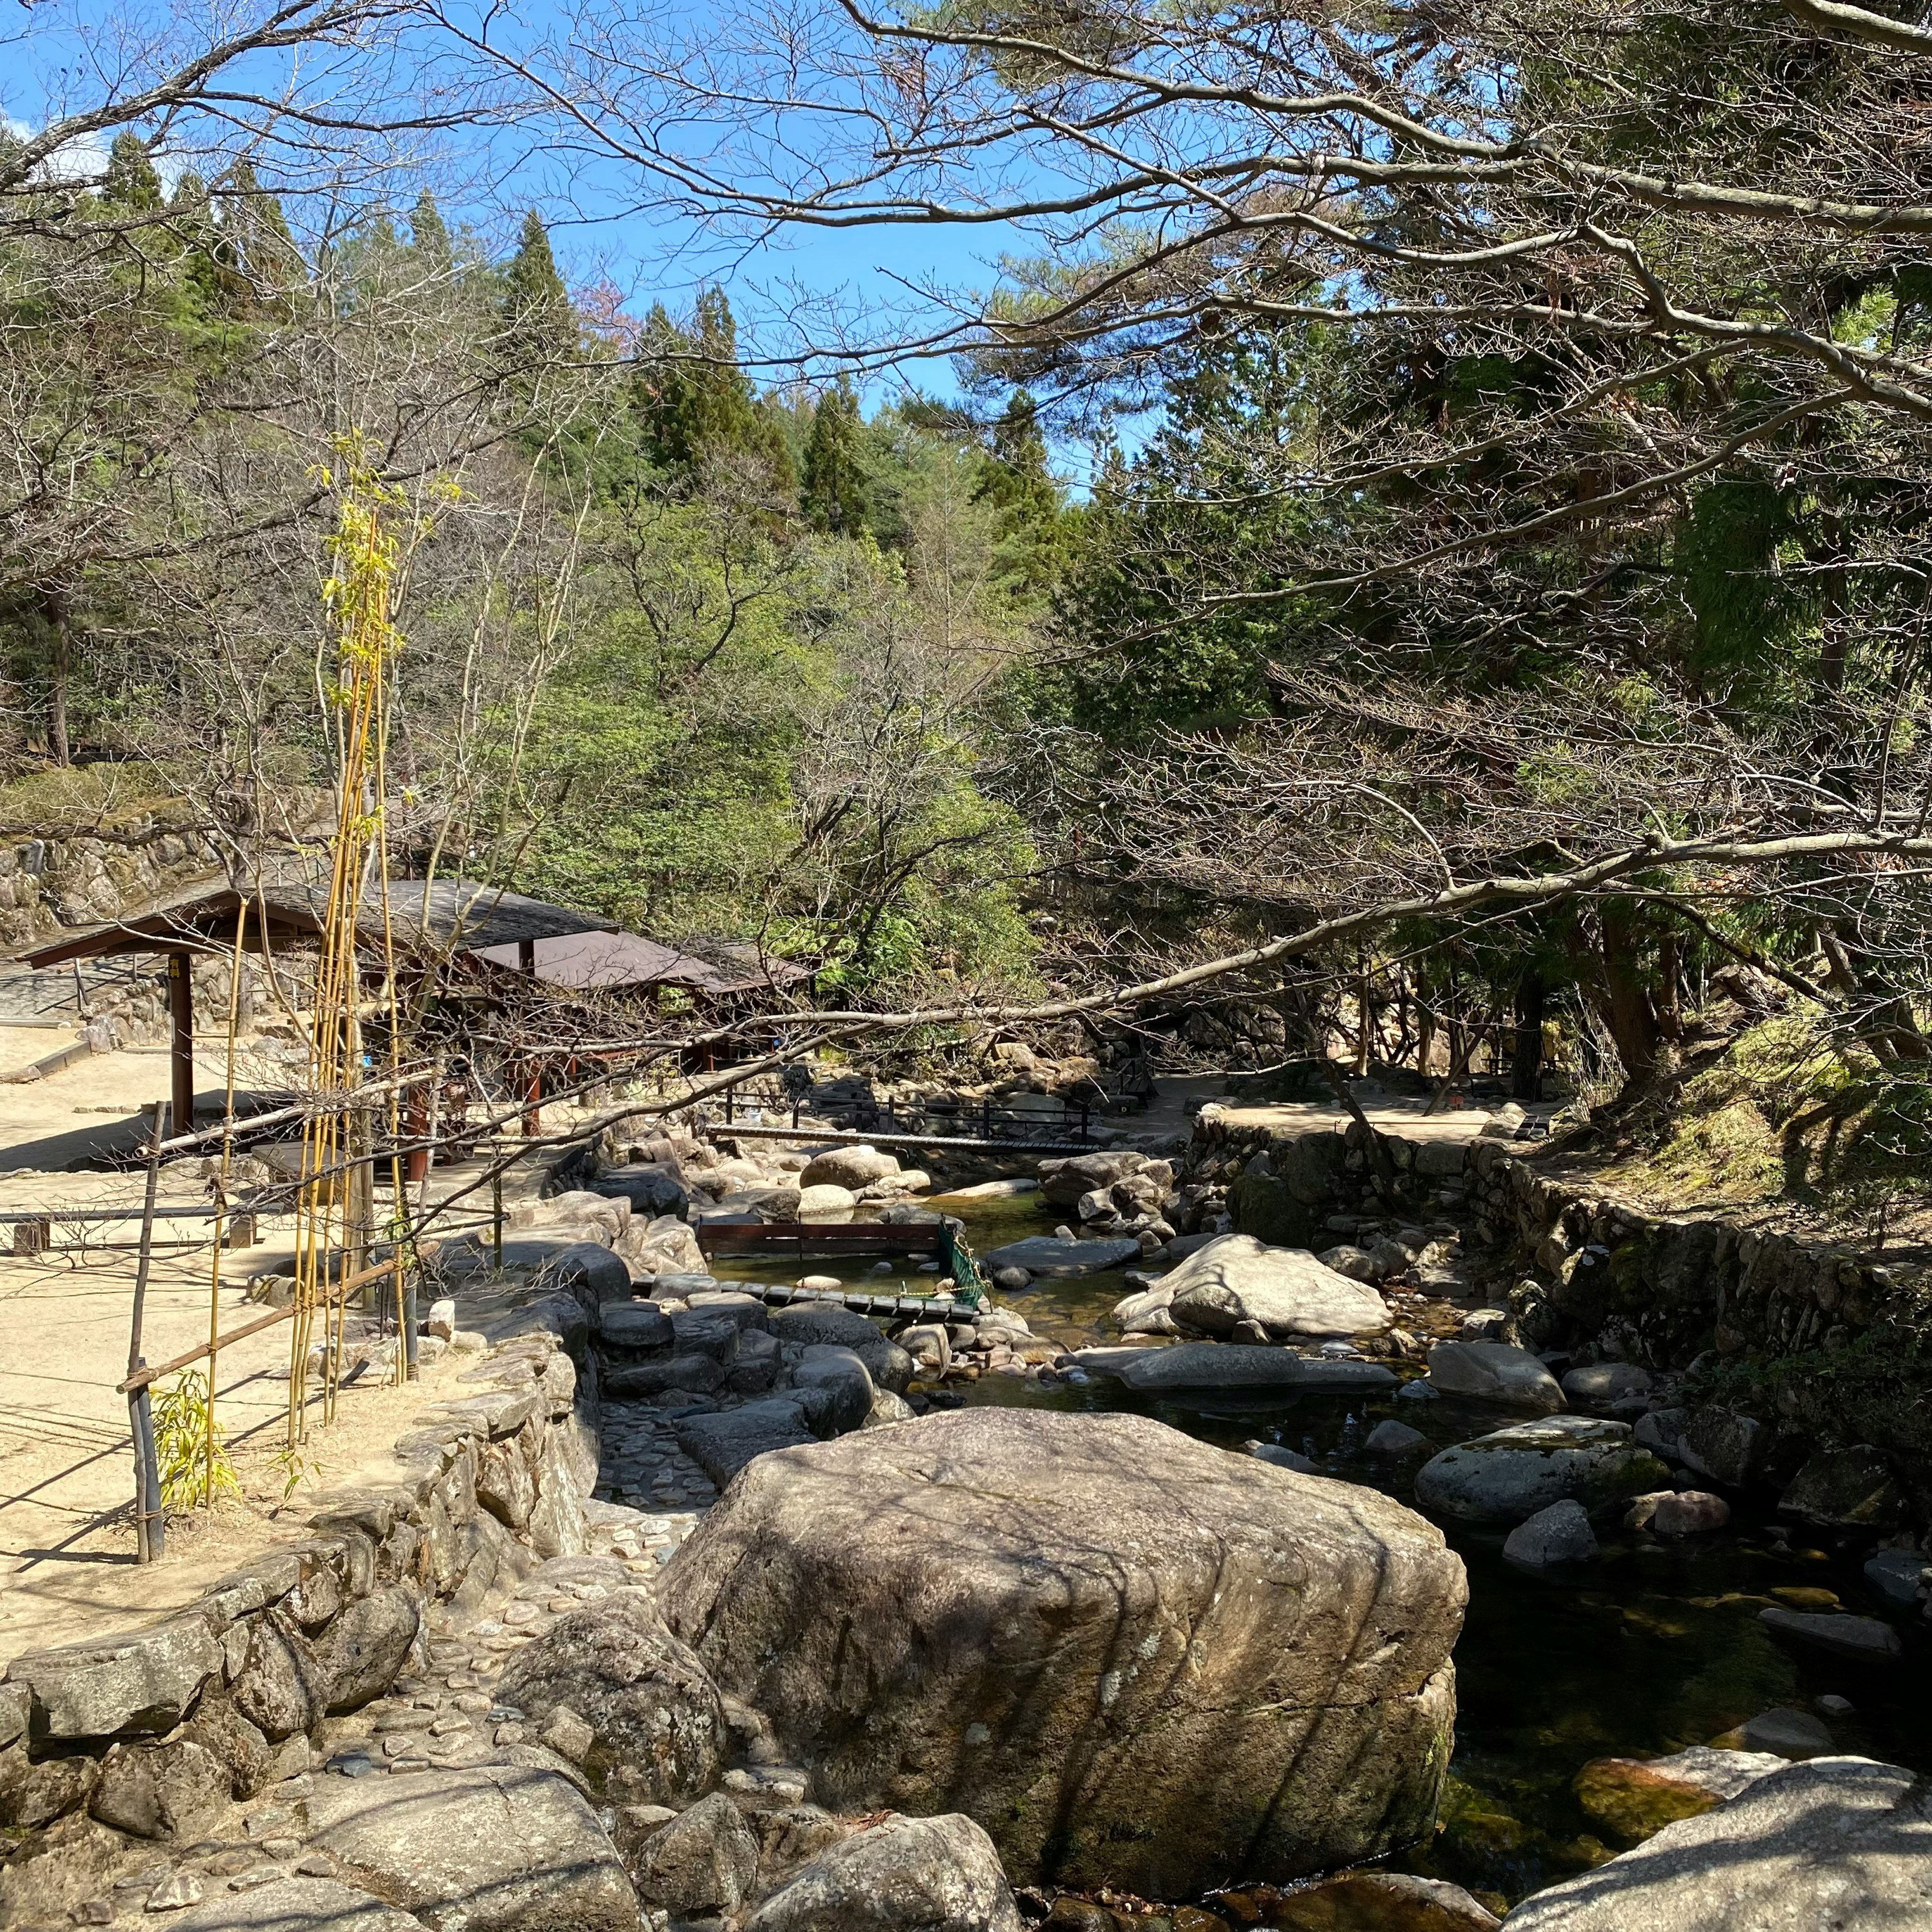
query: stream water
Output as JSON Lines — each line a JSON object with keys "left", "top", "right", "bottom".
{"left": 705, "top": 1189, "right": 1932, "bottom": 1916}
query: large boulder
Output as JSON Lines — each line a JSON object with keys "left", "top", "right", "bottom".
{"left": 631, "top": 1791, "right": 760, "bottom": 1920}
{"left": 305, "top": 1761, "right": 642, "bottom": 1932}
{"left": 1500, "top": 1757, "right": 1932, "bottom": 1928}
{"left": 1414, "top": 1418, "right": 1671, "bottom": 1526}
{"left": 1426, "top": 1342, "right": 1565, "bottom": 1413}
{"left": 658, "top": 1409, "right": 1465, "bottom": 1898}
{"left": 594, "top": 1164, "right": 689, "bottom": 1219}
{"left": 799, "top": 1145, "right": 901, "bottom": 1191}
{"left": 495, "top": 1596, "right": 727, "bottom": 1806}
{"left": 742, "top": 1813, "right": 1023, "bottom": 1932}
{"left": 1165, "top": 1235, "right": 1390, "bottom": 1338}
{"left": 1039, "top": 1152, "right": 1146, "bottom": 1210}
{"left": 675, "top": 1399, "right": 819, "bottom": 1486}
{"left": 7, "top": 1614, "right": 223, "bottom": 1741}
{"left": 1677, "top": 1407, "right": 1770, "bottom": 1487}
{"left": 769, "top": 1305, "right": 914, "bottom": 1393}
{"left": 1777, "top": 1445, "right": 1905, "bottom": 1528}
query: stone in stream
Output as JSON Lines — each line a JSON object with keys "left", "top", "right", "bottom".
{"left": 1039, "top": 1151, "right": 1148, "bottom": 1209}
{"left": 1163, "top": 1234, "right": 1390, "bottom": 1338}
{"left": 171, "top": 1878, "right": 429, "bottom": 1932}
{"left": 1676, "top": 1406, "right": 1769, "bottom": 1487}
{"left": 1502, "top": 1499, "right": 1597, "bottom": 1568}
{"left": 304, "top": 1761, "right": 642, "bottom": 1932}
{"left": 768, "top": 1305, "right": 915, "bottom": 1393}
{"left": 1500, "top": 1757, "right": 1932, "bottom": 1929}
{"left": 741, "top": 1812, "right": 1021, "bottom": 1932}
{"left": 657, "top": 1408, "right": 1464, "bottom": 1897}
{"left": 1362, "top": 1420, "right": 1430, "bottom": 1460}
{"left": 1414, "top": 1418, "right": 1670, "bottom": 1526}
{"left": 1864, "top": 1548, "right": 1930, "bottom": 1607}
{"left": 1571, "top": 1745, "right": 1790, "bottom": 1847}
{"left": 1726, "top": 1707, "right": 1833, "bottom": 1758}
{"left": 1649, "top": 1490, "right": 1729, "bottom": 1536}
{"left": 797, "top": 1183, "right": 857, "bottom": 1218}
{"left": 1425, "top": 1341, "right": 1565, "bottom": 1414}
{"left": 791, "top": 1345, "right": 876, "bottom": 1434}
{"left": 1115, "top": 1343, "right": 1398, "bottom": 1395}
{"left": 1757, "top": 1607, "right": 1903, "bottom": 1662}
{"left": 979, "top": 1235, "right": 1141, "bottom": 1277}
{"left": 1273, "top": 1870, "right": 1501, "bottom": 1929}
{"left": 799, "top": 1145, "right": 901, "bottom": 1190}
{"left": 494, "top": 1595, "right": 727, "bottom": 1807}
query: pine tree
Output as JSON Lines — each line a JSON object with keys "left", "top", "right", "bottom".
{"left": 410, "top": 191, "right": 452, "bottom": 268}
{"left": 502, "top": 208, "right": 573, "bottom": 359}
{"left": 101, "top": 132, "right": 162, "bottom": 212}
{"left": 215, "top": 161, "right": 301, "bottom": 309}
{"left": 973, "top": 389, "right": 1066, "bottom": 596}
{"left": 801, "top": 376, "right": 869, "bottom": 535}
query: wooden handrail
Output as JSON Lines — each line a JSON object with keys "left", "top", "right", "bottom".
{"left": 117, "top": 1241, "right": 438, "bottom": 1394}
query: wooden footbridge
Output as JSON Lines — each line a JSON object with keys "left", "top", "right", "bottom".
{"left": 692, "top": 1216, "right": 986, "bottom": 1313}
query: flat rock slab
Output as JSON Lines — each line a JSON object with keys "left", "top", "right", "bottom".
{"left": 674, "top": 1400, "right": 818, "bottom": 1486}
{"left": 8, "top": 1613, "right": 222, "bottom": 1741}
{"left": 1415, "top": 1418, "right": 1670, "bottom": 1526}
{"left": 979, "top": 1236, "right": 1142, "bottom": 1276}
{"left": 1573, "top": 1746, "right": 1789, "bottom": 1846}
{"left": 1501, "top": 1757, "right": 1932, "bottom": 1929}
{"left": 1427, "top": 1341, "right": 1565, "bottom": 1414}
{"left": 1116, "top": 1344, "right": 1398, "bottom": 1395}
{"left": 1758, "top": 1607, "right": 1903, "bottom": 1662}
{"left": 305, "top": 1761, "right": 642, "bottom": 1932}
{"left": 659, "top": 1408, "right": 1464, "bottom": 1899}
{"left": 1164, "top": 1235, "right": 1390, "bottom": 1338}
{"left": 176, "top": 1878, "right": 429, "bottom": 1932}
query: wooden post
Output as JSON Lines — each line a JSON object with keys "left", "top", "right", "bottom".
{"left": 492, "top": 1170, "right": 504, "bottom": 1271}
{"left": 167, "top": 952, "right": 195, "bottom": 1136}
{"left": 126, "top": 1103, "right": 168, "bottom": 1563}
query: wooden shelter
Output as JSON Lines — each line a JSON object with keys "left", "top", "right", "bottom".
{"left": 11, "top": 874, "right": 610, "bottom": 1134}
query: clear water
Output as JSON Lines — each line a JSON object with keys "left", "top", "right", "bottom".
{"left": 706, "top": 1190, "right": 1932, "bottom": 1914}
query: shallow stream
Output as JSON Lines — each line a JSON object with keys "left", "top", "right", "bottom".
{"left": 705, "top": 1189, "right": 1932, "bottom": 1916}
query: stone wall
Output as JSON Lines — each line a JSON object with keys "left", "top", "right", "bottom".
{"left": 0, "top": 1286, "right": 605, "bottom": 1903}
{"left": 1186, "top": 1104, "right": 1932, "bottom": 1504}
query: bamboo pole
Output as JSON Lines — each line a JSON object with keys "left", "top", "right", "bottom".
{"left": 207, "top": 896, "right": 248, "bottom": 1506}
{"left": 126, "top": 1102, "right": 168, "bottom": 1562}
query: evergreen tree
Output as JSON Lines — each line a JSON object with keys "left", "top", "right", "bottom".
{"left": 972, "top": 389, "right": 1066, "bottom": 597}
{"left": 214, "top": 160, "right": 301, "bottom": 309}
{"left": 801, "top": 376, "right": 868, "bottom": 535}
{"left": 410, "top": 190, "right": 452, "bottom": 267}
{"left": 631, "top": 287, "right": 793, "bottom": 490}
{"left": 101, "top": 132, "right": 162, "bottom": 212}
{"left": 502, "top": 207, "right": 573, "bottom": 358}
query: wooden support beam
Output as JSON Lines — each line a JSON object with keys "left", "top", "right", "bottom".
{"left": 168, "top": 951, "right": 195, "bottom": 1136}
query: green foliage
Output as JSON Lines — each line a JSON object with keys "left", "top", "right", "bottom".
{"left": 152, "top": 1371, "right": 242, "bottom": 1512}
{"left": 801, "top": 377, "right": 869, "bottom": 535}
{"left": 502, "top": 208, "right": 573, "bottom": 357}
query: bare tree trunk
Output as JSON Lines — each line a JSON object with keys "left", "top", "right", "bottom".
{"left": 1511, "top": 968, "right": 1545, "bottom": 1102}
{"left": 42, "top": 586, "right": 71, "bottom": 768}
{"left": 1590, "top": 902, "right": 1669, "bottom": 1093}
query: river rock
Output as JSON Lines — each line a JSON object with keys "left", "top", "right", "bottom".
{"left": 799, "top": 1146, "right": 901, "bottom": 1190}
{"left": 1561, "top": 1363, "right": 1652, "bottom": 1406}
{"left": 7, "top": 1614, "right": 223, "bottom": 1741}
{"left": 1758, "top": 1607, "right": 1902, "bottom": 1662}
{"left": 313, "top": 1585, "right": 420, "bottom": 1715}
{"left": 1425, "top": 1342, "right": 1565, "bottom": 1413}
{"left": 89, "top": 1734, "right": 230, "bottom": 1839}
{"left": 1572, "top": 1745, "right": 1789, "bottom": 1846}
{"left": 1164, "top": 1235, "right": 1390, "bottom": 1338}
{"left": 1864, "top": 1549, "right": 1929, "bottom": 1607}
{"left": 632, "top": 1791, "right": 760, "bottom": 1918}
{"left": 495, "top": 1595, "right": 726, "bottom": 1805}
{"left": 791, "top": 1345, "right": 876, "bottom": 1434}
{"left": 1503, "top": 1500, "right": 1597, "bottom": 1567}
{"left": 1040, "top": 1152, "right": 1146, "bottom": 1210}
{"left": 768, "top": 1305, "right": 914, "bottom": 1392}
{"left": 658, "top": 1408, "right": 1464, "bottom": 1897}
{"left": 1777, "top": 1444, "right": 1905, "bottom": 1528}
{"left": 742, "top": 1812, "right": 1022, "bottom": 1932}
{"left": 1117, "top": 1344, "right": 1397, "bottom": 1395}
{"left": 1275, "top": 1869, "right": 1501, "bottom": 1929}
{"left": 306, "top": 1760, "right": 642, "bottom": 1932}
{"left": 598, "top": 1300, "right": 674, "bottom": 1351}
{"left": 173, "top": 1877, "right": 429, "bottom": 1932}
{"left": 1363, "top": 1420, "right": 1430, "bottom": 1460}
{"left": 797, "top": 1183, "right": 857, "bottom": 1218}
{"left": 1649, "top": 1491, "right": 1729, "bottom": 1536}
{"left": 1501, "top": 1756, "right": 1932, "bottom": 1928}
{"left": 980, "top": 1235, "right": 1141, "bottom": 1277}
{"left": 1415, "top": 1418, "right": 1670, "bottom": 1526}
{"left": 676, "top": 1400, "right": 818, "bottom": 1485}
{"left": 594, "top": 1165, "right": 689, "bottom": 1219}
{"left": 1677, "top": 1407, "right": 1769, "bottom": 1487}
{"left": 1732, "top": 1707, "right": 1832, "bottom": 1757}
